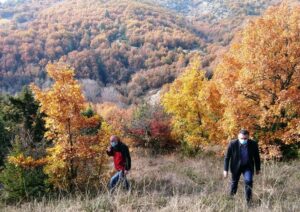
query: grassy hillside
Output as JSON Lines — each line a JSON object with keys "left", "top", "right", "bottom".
{"left": 2, "top": 151, "right": 299, "bottom": 211}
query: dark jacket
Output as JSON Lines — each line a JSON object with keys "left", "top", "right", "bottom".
{"left": 107, "top": 142, "right": 131, "bottom": 171}
{"left": 224, "top": 139, "right": 261, "bottom": 175}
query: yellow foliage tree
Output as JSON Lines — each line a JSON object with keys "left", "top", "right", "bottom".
{"left": 30, "top": 63, "right": 108, "bottom": 191}
{"left": 214, "top": 3, "right": 300, "bottom": 158}
{"left": 162, "top": 59, "right": 224, "bottom": 149}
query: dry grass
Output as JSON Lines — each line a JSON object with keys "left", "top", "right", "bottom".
{"left": 1, "top": 150, "right": 299, "bottom": 212}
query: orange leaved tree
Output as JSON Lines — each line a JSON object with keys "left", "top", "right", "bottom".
{"left": 31, "top": 63, "right": 108, "bottom": 191}
{"left": 214, "top": 3, "right": 300, "bottom": 158}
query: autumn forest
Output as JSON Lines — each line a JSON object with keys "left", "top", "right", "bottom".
{"left": 0, "top": 0, "right": 299, "bottom": 211}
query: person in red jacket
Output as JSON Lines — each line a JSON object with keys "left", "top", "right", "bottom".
{"left": 106, "top": 135, "right": 131, "bottom": 192}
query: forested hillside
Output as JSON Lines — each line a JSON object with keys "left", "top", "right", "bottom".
{"left": 0, "top": 0, "right": 284, "bottom": 103}
{"left": 0, "top": 0, "right": 204, "bottom": 102}
{"left": 0, "top": 1, "right": 299, "bottom": 211}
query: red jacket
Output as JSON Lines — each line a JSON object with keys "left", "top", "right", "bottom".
{"left": 107, "top": 142, "right": 131, "bottom": 171}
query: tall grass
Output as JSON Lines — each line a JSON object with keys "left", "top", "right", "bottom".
{"left": 1, "top": 152, "right": 299, "bottom": 211}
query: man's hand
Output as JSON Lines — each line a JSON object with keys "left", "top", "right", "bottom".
{"left": 124, "top": 170, "right": 129, "bottom": 175}
{"left": 223, "top": 170, "right": 228, "bottom": 178}
{"left": 107, "top": 146, "right": 112, "bottom": 152}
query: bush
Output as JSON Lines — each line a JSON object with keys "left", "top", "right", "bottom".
{"left": 179, "top": 140, "right": 200, "bottom": 158}
{"left": 0, "top": 140, "right": 49, "bottom": 203}
{"left": 126, "top": 103, "right": 178, "bottom": 152}
{"left": 281, "top": 142, "right": 300, "bottom": 160}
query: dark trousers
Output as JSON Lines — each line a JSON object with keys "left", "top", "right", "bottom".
{"left": 230, "top": 166, "right": 253, "bottom": 202}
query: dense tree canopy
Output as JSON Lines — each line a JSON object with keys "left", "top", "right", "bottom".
{"left": 162, "top": 59, "right": 224, "bottom": 149}
{"left": 30, "top": 63, "right": 108, "bottom": 191}
{"left": 214, "top": 3, "right": 300, "bottom": 158}
{"left": 0, "top": 0, "right": 281, "bottom": 104}
{"left": 162, "top": 2, "right": 300, "bottom": 158}
{"left": 0, "top": 0, "right": 204, "bottom": 98}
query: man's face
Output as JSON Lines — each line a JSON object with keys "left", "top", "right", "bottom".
{"left": 110, "top": 137, "right": 118, "bottom": 147}
{"left": 238, "top": 133, "right": 249, "bottom": 141}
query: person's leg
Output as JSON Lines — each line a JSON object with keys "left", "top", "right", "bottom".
{"left": 109, "top": 171, "right": 121, "bottom": 191}
{"left": 243, "top": 169, "right": 253, "bottom": 203}
{"left": 123, "top": 174, "right": 130, "bottom": 190}
{"left": 117, "top": 171, "right": 130, "bottom": 191}
{"left": 230, "top": 170, "right": 242, "bottom": 196}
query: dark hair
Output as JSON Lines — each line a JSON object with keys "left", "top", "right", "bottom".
{"left": 239, "top": 129, "right": 249, "bottom": 135}
{"left": 115, "top": 136, "right": 121, "bottom": 142}
{"left": 110, "top": 135, "right": 121, "bottom": 142}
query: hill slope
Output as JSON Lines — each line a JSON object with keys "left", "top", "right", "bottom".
{"left": 2, "top": 152, "right": 300, "bottom": 211}
{"left": 0, "top": 0, "right": 290, "bottom": 103}
{"left": 0, "top": 0, "right": 204, "bottom": 97}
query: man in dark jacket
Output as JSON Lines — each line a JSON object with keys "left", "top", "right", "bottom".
{"left": 107, "top": 135, "right": 131, "bottom": 192}
{"left": 224, "top": 129, "right": 261, "bottom": 204}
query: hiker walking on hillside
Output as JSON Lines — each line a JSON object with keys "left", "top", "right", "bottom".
{"left": 223, "top": 129, "right": 261, "bottom": 205}
{"left": 107, "top": 135, "right": 131, "bottom": 192}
